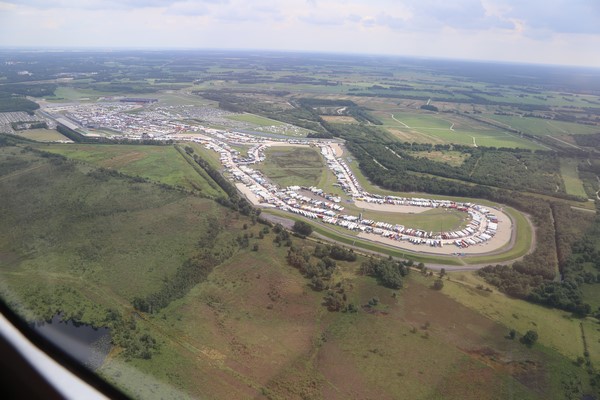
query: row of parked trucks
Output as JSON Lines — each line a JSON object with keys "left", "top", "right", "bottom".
{"left": 203, "top": 139, "right": 502, "bottom": 250}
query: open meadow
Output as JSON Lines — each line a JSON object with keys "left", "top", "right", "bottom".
{"left": 226, "top": 113, "right": 285, "bottom": 126}
{"left": 440, "top": 271, "right": 600, "bottom": 366}
{"left": 15, "top": 128, "right": 70, "bottom": 142}
{"left": 40, "top": 143, "right": 225, "bottom": 197}
{"left": 560, "top": 158, "right": 588, "bottom": 198}
{"left": 372, "top": 109, "right": 545, "bottom": 150}
{"left": 351, "top": 206, "right": 468, "bottom": 232}
{"left": 255, "top": 146, "right": 327, "bottom": 188}
{"left": 0, "top": 146, "right": 236, "bottom": 322}
{"left": 485, "top": 115, "right": 600, "bottom": 137}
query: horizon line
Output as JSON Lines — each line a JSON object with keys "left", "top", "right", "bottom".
{"left": 1, "top": 46, "right": 599, "bottom": 70}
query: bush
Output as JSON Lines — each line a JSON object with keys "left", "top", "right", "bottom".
{"left": 292, "top": 220, "right": 313, "bottom": 236}
{"left": 521, "top": 330, "right": 538, "bottom": 346}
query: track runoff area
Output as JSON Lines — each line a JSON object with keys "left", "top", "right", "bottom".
{"left": 195, "top": 131, "right": 513, "bottom": 258}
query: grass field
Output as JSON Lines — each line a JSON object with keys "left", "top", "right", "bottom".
{"left": 46, "top": 86, "right": 114, "bottom": 102}
{"left": 40, "top": 143, "right": 224, "bottom": 197}
{"left": 321, "top": 115, "right": 359, "bottom": 124}
{"left": 440, "top": 272, "right": 600, "bottom": 366}
{"left": 16, "top": 128, "right": 70, "bottom": 142}
{"left": 409, "top": 150, "right": 469, "bottom": 167}
{"left": 354, "top": 207, "right": 468, "bottom": 232}
{"left": 581, "top": 283, "right": 600, "bottom": 310}
{"left": 560, "top": 158, "right": 588, "bottom": 198}
{"left": 226, "top": 113, "right": 285, "bottom": 126}
{"left": 256, "top": 146, "right": 326, "bottom": 188}
{"left": 104, "top": 243, "right": 594, "bottom": 399}
{"left": 0, "top": 147, "right": 234, "bottom": 322}
{"left": 376, "top": 110, "right": 544, "bottom": 150}
{"left": 486, "top": 115, "right": 600, "bottom": 137}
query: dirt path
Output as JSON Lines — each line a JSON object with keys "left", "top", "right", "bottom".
{"left": 390, "top": 113, "right": 410, "bottom": 128}
{"left": 469, "top": 156, "right": 481, "bottom": 177}
{"left": 546, "top": 135, "right": 582, "bottom": 150}
{"left": 0, "top": 164, "right": 44, "bottom": 182}
{"left": 571, "top": 206, "right": 597, "bottom": 214}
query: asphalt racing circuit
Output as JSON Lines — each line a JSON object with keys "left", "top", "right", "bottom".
{"left": 196, "top": 134, "right": 517, "bottom": 258}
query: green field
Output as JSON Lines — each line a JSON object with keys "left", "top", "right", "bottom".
{"left": 441, "top": 272, "right": 600, "bottom": 365}
{"left": 0, "top": 147, "right": 235, "bottom": 322}
{"left": 409, "top": 150, "right": 469, "bottom": 167}
{"left": 486, "top": 115, "right": 600, "bottom": 137}
{"left": 40, "top": 143, "right": 224, "bottom": 197}
{"left": 15, "top": 128, "right": 70, "bottom": 142}
{"left": 256, "top": 146, "right": 326, "bottom": 188}
{"left": 46, "top": 86, "right": 114, "bottom": 102}
{"left": 376, "top": 110, "right": 544, "bottom": 149}
{"left": 355, "top": 208, "right": 468, "bottom": 232}
{"left": 226, "top": 113, "right": 285, "bottom": 126}
{"left": 581, "top": 283, "right": 600, "bottom": 310}
{"left": 560, "top": 158, "right": 588, "bottom": 198}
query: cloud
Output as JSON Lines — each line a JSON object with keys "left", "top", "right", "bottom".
{"left": 0, "top": 0, "right": 599, "bottom": 67}
{"left": 298, "top": 13, "right": 347, "bottom": 26}
{"left": 479, "top": 0, "right": 600, "bottom": 35}
{"left": 1, "top": 0, "right": 227, "bottom": 11}
{"left": 165, "top": 1, "right": 210, "bottom": 16}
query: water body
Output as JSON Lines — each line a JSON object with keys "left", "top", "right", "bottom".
{"left": 32, "top": 314, "right": 112, "bottom": 371}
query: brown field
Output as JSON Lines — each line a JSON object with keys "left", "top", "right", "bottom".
{"left": 410, "top": 150, "right": 470, "bottom": 167}
{"left": 321, "top": 115, "right": 359, "bottom": 124}
{"left": 16, "top": 128, "right": 71, "bottom": 142}
{"left": 102, "top": 234, "right": 587, "bottom": 400}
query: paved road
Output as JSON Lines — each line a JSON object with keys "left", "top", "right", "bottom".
{"left": 260, "top": 210, "right": 531, "bottom": 272}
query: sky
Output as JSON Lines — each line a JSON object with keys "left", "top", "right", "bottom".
{"left": 1, "top": 0, "right": 599, "bottom": 67}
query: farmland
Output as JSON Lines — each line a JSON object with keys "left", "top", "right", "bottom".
{"left": 375, "top": 110, "right": 545, "bottom": 150}
{"left": 485, "top": 114, "right": 600, "bottom": 137}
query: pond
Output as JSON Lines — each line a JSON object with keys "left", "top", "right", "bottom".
{"left": 32, "top": 314, "right": 112, "bottom": 371}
